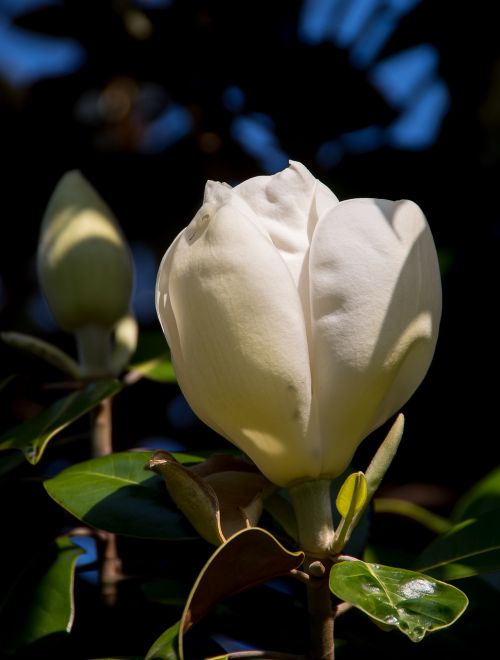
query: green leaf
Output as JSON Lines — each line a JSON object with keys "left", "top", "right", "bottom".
{"left": 128, "top": 354, "right": 176, "bottom": 383}
{"left": 332, "top": 472, "right": 368, "bottom": 553}
{"left": 141, "top": 578, "right": 188, "bottom": 607}
{"left": 416, "top": 507, "right": 500, "bottom": 580}
{"left": 336, "top": 471, "right": 367, "bottom": 518}
{"left": 179, "top": 528, "right": 304, "bottom": 659}
{"left": 1, "top": 331, "right": 81, "bottom": 378}
{"left": 44, "top": 451, "right": 198, "bottom": 539}
{"left": 452, "top": 466, "right": 500, "bottom": 522}
{"left": 145, "top": 621, "right": 180, "bottom": 660}
{"left": 0, "top": 379, "right": 122, "bottom": 464}
{"left": 329, "top": 559, "right": 468, "bottom": 642}
{"left": 374, "top": 498, "right": 452, "bottom": 534}
{"left": 0, "top": 536, "right": 83, "bottom": 653}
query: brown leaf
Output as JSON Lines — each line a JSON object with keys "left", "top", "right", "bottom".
{"left": 180, "top": 527, "right": 304, "bottom": 656}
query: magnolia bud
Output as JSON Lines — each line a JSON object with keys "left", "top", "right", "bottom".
{"left": 37, "top": 171, "right": 133, "bottom": 334}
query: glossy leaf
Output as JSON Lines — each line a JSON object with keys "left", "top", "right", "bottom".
{"left": 44, "top": 451, "right": 199, "bottom": 539}
{"left": 179, "top": 527, "right": 304, "bottom": 658}
{"left": 0, "top": 536, "right": 83, "bottom": 653}
{"left": 416, "top": 507, "right": 500, "bottom": 580}
{"left": 452, "top": 466, "right": 500, "bottom": 522}
{"left": 329, "top": 559, "right": 468, "bottom": 642}
{"left": 145, "top": 621, "right": 180, "bottom": 660}
{"left": 0, "top": 379, "right": 122, "bottom": 464}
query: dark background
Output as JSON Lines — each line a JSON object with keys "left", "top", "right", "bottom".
{"left": 1, "top": 1, "right": 500, "bottom": 657}
{"left": 2, "top": 0, "right": 499, "bottom": 488}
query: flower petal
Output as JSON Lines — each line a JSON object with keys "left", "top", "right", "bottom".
{"left": 309, "top": 198, "right": 441, "bottom": 477}
{"left": 157, "top": 199, "right": 317, "bottom": 486}
{"left": 233, "top": 161, "right": 339, "bottom": 287}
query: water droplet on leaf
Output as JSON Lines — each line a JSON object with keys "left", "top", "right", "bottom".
{"left": 408, "top": 625, "right": 426, "bottom": 643}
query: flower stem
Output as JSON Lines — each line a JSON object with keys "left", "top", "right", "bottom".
{"left": 91, "top": 396, "right": 113, "bottom": 457}
{"left": 288, "top": 480, "right": 336, "bottom": 658}
{"left": 288, "top": 480, "right": 335, "bottom": 557}
{"left": 76, "top": 324, "right": 112, "bottom": 377}
{"left": 91, "top": 397, "right": 122, "bottom": 605}
{"left": 306, "top": 559, "right": 335, "bottom": 660}
{"left": 77, "top": 326, "right": 122, "bottom": 606}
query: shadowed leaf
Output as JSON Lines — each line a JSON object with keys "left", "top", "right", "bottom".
{"left": 179, "top": 527, "right": 304, "bottom": 658}
{"left": 416, "top": 507, "right": 500, "bottom": 580}
{"left": 0, "top": 380, "right": 122, "bottom": 464}
{"left": 145, "top": 621, "right": 180, "bottom": 660}
{"left": 45, "top": 451, "right": 200, "bottom": 539}
{"left": 0, "top": 536, "right": 83, "bottom": 653}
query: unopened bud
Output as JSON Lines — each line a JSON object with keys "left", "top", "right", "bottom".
{"left": 37, "top": 170, "right": 133, "bottom": 333}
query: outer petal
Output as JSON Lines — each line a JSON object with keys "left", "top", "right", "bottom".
{"left": 309, "top": 198, "right": 442, "bottom": 477}
{"left": 157, "top": 196, "right": 318, "bottom": 486}
{"left": 232, "top": 161, "right": 339, "bottom": 287}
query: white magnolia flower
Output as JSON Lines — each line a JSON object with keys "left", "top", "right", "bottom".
{"left": 156, "top": 161, "right": 441, "bottom": 487}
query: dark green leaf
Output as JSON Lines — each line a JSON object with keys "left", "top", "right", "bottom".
{"left": 1, "top": 331, "right": 81, "bottom": 378}
{"left": 416, "top": 507, "right": 500, "bottom": 579}
{"left": 0, "top": 536, "right": 83, "bottom": 653}
{"left": 145, "top": 621, "right": 180, "bottom": 660}
{"left": 452, "top": 466, "right": 500, "bottom": 521}
{"left": 329, "top": 559, "right": 468, "bottom": 642}
{"left": 44, "top": 451, "right": 198, "bottom": 539}
{"left": 0, "top": 450, "right": 26, "bottom": 476}
{"left": 0, "top": 379, "right": 122, "bottom": 464}
{"left": 142, "top": 578, "right": 188, "bottom": 607}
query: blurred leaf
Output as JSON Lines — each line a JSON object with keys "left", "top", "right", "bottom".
{"left": 416, "top": 507, "right": 500, "bottom": 580}
{"left": 44, "top": 451, "right": 198, "bottom": 539}
{"left": 1, "top": 331, "right": 81, "bottom": 378}
{"left": 141, "top": 578, "right": 188, "bottom": 607}
{"left": 0, "top": 374, "right": 15, "bottom": 393}
{"left": 0, "top": 379, "right": 122, "bottom": 464}
{"left": 179, "top": 528, "right": 304, "bottom": 658}
{"left": 0, "top": 536, "right": 83, "bottom": 653}
{"left": 0, "top": 450, "right": 26, "bottom": 476}
{"left": 374, "top": 498, "right": 452, "bottom": 534}
{"left": 145, "top": 621, "right": 180, "bottom": 660}
{"left": 329, "top": 560, "right": 468, "bottom": 642}
{"left": 128, "top": 354, "right": 176, "bottom": 383}
{"left": 452, "top": 466, "right": 500, "bottom": 521}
